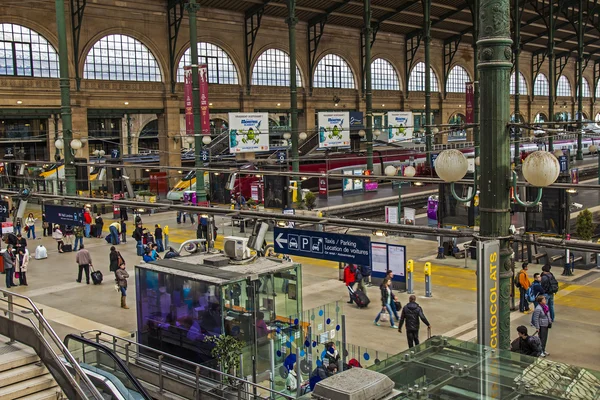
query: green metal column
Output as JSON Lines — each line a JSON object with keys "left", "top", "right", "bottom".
{"left": 576, "top": 0, "right": 584, "bottom": 160}
{"left": 187, "top": 0, "right": 207, "bottom": 202}
{"left": 55, "top": 0, "right": 76, "bottom": 196}
{"left": 513, "top": 0, "right": 521, "bottom": 167}
{"left": 478, "top": 0, "right": 512, "bottom": 349}
{"left": 473, "top": 0, "right": 480, "bottom": 165}
{"left": 548, "top": 4, "right": 555, "bottom": 152}
{"left": 287, "top": 0, "right": 299, "bottom": 178}
{"left": 126, "top": 113, "right": 132, "bottom": 155}
{"left": 364, "top": 0, "right": 374, "bottom": 172}
{"left": 424, "top": 0, "right": 432, "bottom": 162}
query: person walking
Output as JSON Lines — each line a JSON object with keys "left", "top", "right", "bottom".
{"left": 517, "top": 262, "right": 531, "bottom": 313}
{"left": 16, "top": 248, "right": 29, "bottom": 286}
{"left": 52, "top": 225, "right": 65, "bottom": 253}
{"left": 385, "top": 270, "right": 401, "bottom": 321}
{"left": 3, "top": 244, "right": 16, "bottom": 288}
{"left": 115, "top": 261, "right": 130, "bottom": 309}
{"left": 398, "top": 295, "right": 431, "bottom": 348}
{"left": 120, "top": 219, "right": 127, "bottom": 243}
{"left": 154, "top": 224, "right": 164, "bottom": 252}
{"left": 95, "top": 213, "right": 104, "bottom": 238}
{"left": 540, "top": 264, "right": 559, "bottom": 321}
{"left": 75, "top": 244, "right": 93, "bottom": 284}
{"left": 343, "top": 264, "right": 358, "bottom": 304}
{"left": 109, "top": 221, "right": 121, "bottom": 245}
{"left": 25, "top": 213, "right": 37, "bottom": 239}
{"left": 15, "top": 217, "right": 22, "bottom": 236}
{"left": 532, "top": 295, "right": 552, "bottom": 357}
{"left": 73, "top": 225, "right": 84, "bottom": 252}
{"left": 373, "top": 278, "right": 397, "bottom": 328}
{"left": 83, "top": 208, "right": 92, "bottom": 238}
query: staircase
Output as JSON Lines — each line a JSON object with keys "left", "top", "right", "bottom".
{"left": 0, "top": 336, "right": 63, "bottom": 400}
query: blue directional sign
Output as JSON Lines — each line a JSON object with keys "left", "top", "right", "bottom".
{"left": 200, "top": 149, "right": 210, "bottom": 162}
{"left": 111, "top": 149, "right": 120, "bottom": 159}
{"left": 274, "top": 227, "right": 371, "bottom": 265}
{"left": 558, "top": 155, "right": 568, "bottom": 173}
{"left": 431, "top": 153, "right": 438, "bottom": 168}
{"left": 276, "top": 151, "right": 287, "bottom": 164}
{"left": 45, "top": 205, "right": 85, "bottom": 226}
{"left": 0, "top": 201, "right": 8, "bottom": 218}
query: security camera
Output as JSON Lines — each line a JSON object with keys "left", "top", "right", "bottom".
{"left": 508, "top": 225, "right": 517, "bottom": 235}
{"left": 572, "top": 202, "right": 583, "bottom": 209}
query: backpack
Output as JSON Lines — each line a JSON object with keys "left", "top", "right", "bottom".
{"left": 360, "top": 265, "right": 372, "bottom": 278}
{"left": 543, "top": 273, "right": 559, "bottom": 294}
{"left": 526, "top": 286, "right": 536, "bottom": 303}
{"left": 527, "top": 335, "right": 543, "bottom": 356}
{"left": 514, "top": 272, "right": 522, "bottom": 288}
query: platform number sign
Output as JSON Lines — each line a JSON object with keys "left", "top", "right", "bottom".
{"left": 200, "top": 149, "right": 210, "bottom": 163}
{"left": 277, "top": 151, "right": 287, "bottom": 164}
{"left": 431, "top": 153, "right": 438, "bottom": 168}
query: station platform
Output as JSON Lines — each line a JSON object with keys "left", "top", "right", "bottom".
{"left": 8, "top": 205, "right": 600, "bottom": 373}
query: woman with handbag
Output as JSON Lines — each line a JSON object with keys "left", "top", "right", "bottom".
{"left": 109, "top": 246, "right": 125, "bottom": 275}
{"left": 25, "top": 213, "right": 37, "bottom": 239}
{"left": 533, "top": 295, "right": 552, "bottom": 357}
{"left": 52, "top": 225, "right": 65, "bottom": 253}
{"left": 16, "top": 248, "right": 29, "bottom": 286}
{"left": 115, "top": 261, "right": 130, "bottom": 309}
{"left": 374, "top": 278, "right": 397, "bottom": 328}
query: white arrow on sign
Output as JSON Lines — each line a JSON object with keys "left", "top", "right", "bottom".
{"left": 275, "top": 233, "right": 288, "bottom": 248}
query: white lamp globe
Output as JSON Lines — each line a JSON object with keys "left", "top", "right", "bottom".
{"left": 522, "top": 151, "right": 560, "bottom": 187}
{"left": 384, "top": 165, "right": 398, "bottom": 177}
{"left": 70, "top": 139, "right": 82, "bottom": 150}
{"left": 283, "top": 132, "right": 292, "bottom": 140}
{"left": 99, "top": 150, "right": 106, "bottom": 157}
{"left": 185, "top": 136, "right": 195, "bottom": 145}
{"left": 299, "top": 132, "right": 308, "bottom": 141}
{"left": 358, "top": 130, "right": 366, "bottom": 138}
{"left": 475, "top": 156, "right": 480, "bottom": 166}
{"left": 553, "top": 149, "right": 563, "bottom": 158}
{"left": 403, "top": 166, "right": 416, "bottom": 178}
{"left": 374, "top": 129, "right": 382, "bottom": 137}
{"left": 93, "top": 149, "right": 100, "bottom": 157}
{"left": 589, "top": 144, "right": 598, "bottom": 154}
{"left": 55, "top": 138, "right": 64, "bottom": 150}
{"left": 432, "top": 127, "right": 439, "bottom": 134}
{"left": 80, "top": 137, "right": 88, "bottom": 145}
{"left": 435, "top": 149, "right": 469, "bottom": 182}
{"left": 202, "top": 136, "right": 212, "bottom": 145}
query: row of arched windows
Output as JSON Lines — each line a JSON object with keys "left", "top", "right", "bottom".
{"left": 0, "top": 22, "right": 596, "bottom": 97}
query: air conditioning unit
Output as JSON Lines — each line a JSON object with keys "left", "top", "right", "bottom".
{"left": 223, "top": 236, "right": 250, "bottom": 260}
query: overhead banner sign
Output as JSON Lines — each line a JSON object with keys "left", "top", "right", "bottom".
{"left": 184, "top": 66, "right": 194, "bottom": 136}
{"left": 185, "top": 65, "right": 210, "bottom": 137}
{"left": 465, "top": 82, "right": 474, "bottom": 123}
{"left": 228, "top": 113, "right": 270, "bottom": 153}
{"left": 477, "top": 240, "right": 499, "bottom": 349}
{"left": 385, "top": 112, "right": 414, "bottom": 143}
{"left": 318, "top": 112, "right": 350, "bottom": 148}
{"left": 274, "top": 227, "right": 371, "bottom": 265}
{"left": 199, "top": 64, "right": 210, "bottom": 136}
{"left": 45, "top": 204, "right": 85, "bottom": 226}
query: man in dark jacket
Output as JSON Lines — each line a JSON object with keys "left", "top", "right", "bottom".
{"left": 309, "top": 364, "right": 337, "bottom": 391}
{"left": 540, "top": 264, "right": 558, "bottom": 321}
{"left": 398, "top": 295, "right": 431, "bottom": 348}
{"left": 512, "top": 325, "right": 542, "bottom": 357}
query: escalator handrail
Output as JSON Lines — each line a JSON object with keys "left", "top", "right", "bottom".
{"left": 80, "top": 329, "right": 295, "bottom": 400}
{"left": 0, "top": 290, "right": 104, "bottom": 400}
{"left": 64, "top": 334, "right": 152, "bottom": 400}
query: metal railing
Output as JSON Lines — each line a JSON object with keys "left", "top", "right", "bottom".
{"left": 80, "top": 329, "right": 295, "bottom": 400}
{"left": 0, "top": 289, "right": 104, "bottom": 400}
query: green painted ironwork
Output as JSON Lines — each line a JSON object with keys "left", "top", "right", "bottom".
{"left": 364, "top": 0, "right": 373, "bottom": 172}
{"left": 186, "top": 0, "right": 206, "bottom": 202}
{"left": 478, "top": 0, "right": 512, "bottom": 350}
{"left": 167, "top": 1, "right": 185, "bottom": 94}
{"left": 287, "top": 0, "right": 299, "bottom": 183}
{"left": 423, "top": 0, "right": 432, "bottom": 164}
{"left": 55, "top": 0, "right": 76, "bottom": 196}
{"left": 70, "top": 0, "right": 86, "bottom": 91}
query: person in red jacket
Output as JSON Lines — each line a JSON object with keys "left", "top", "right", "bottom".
{"left": 344, "top": 264, "right": 357, "bottom": 304}
{"left": 83, "top": 208, "right": 92, "bottom": 238}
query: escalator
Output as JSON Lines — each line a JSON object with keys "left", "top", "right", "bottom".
{"left": 63, "top": 335, "right": 152, "bottom": 400}
{"left": 206, "top": 130, "right": 231, "bottom": 157}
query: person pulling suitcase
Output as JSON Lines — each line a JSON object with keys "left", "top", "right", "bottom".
{"left": 75, "top": 244, "right": 93, "bottom": 284}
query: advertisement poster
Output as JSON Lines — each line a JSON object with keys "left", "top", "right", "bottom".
{"left": 387, "top": 245, "right": 406, "bottom": 278}
{"left": 385, "top": 206, "right": 398, "bottom": 224}
{"left": 318, "top": 112, "right": 350, "bottom": 148}
{"left": 199, "top": 64, "right": 210, "bottom": 136}
{"left": 385, "top": 112, "right": 414, "bottom": 143}
{"left": 465, "top": 82, "right": 474, "bottom": 123}
{"left": 318, "top": 170, "right": 328, "bottom": 198}
{"left": 1, "top": 222, "right": 13, "bottom": 234}
{"left": 184, "top": 66, "right": 193, "bottom": 136}
{"left": 404, "top": 207, "right": 416, "bottom": 225}
{"left": 370, "top": 242, "right": 388, "bottom": 274}
{"left": 228, "top": 113, "right": 270, "bottom": 153}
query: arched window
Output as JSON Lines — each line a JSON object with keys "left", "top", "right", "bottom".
{"left": 596, "top": 113, "right": 600, "bottom": 123}
{"left": 138, "top": 120, "right": 159, "bottom": 152}
{"left": 534, "top": 113, "right": 548, "bottom": 123}
{"left": 576, "top": 77, "right": 591, "bottom": 98}
{"left": 177, "top": 42, "right": 239, "bottom": 84}
{"left": 84, "top": 34, "right": 161, "bottom": 81}
{"left": 446, "top": 65, "right": 470, "bottom": 93}
{"left": 0, "top": 23, "right": 59, "bottom": 77}
{"left": 533, "top": 73, "right": 549, "bottom": 96}
{"left": 251, "top": 49, "right": 301, "bottom": 87}
{"left": 313, "top": 54, "right": 355, "bottom": 89}
{"left": 371, "top": 58, "right": 400, "bottom": 90}
{"left": 408, "top": 62, "right": 439, "bottom": 92}
{"left": 510, "top": 72, "right": 527, "bottom": 95}
{"left": 556, "top": 75, "right": 571, "bottom": 97}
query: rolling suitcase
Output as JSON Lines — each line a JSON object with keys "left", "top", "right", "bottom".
{"left": 348, "top": 286, "right": 370, "bottom": 308}
{"left": 90, "top": 266, "right": 103, "bottom": 285}
{"left": 62, "top": 244, "right": 73, "bottom": 252}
